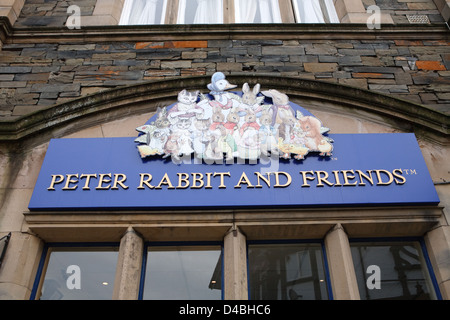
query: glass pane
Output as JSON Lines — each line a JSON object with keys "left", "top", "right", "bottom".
{"left": 39, "top": 248, "right": 119, "bottom": 300}
{"left": 143, "top": 246, "right": 222, "bottom": 300}
{"left": 120, "top": 0, "right": 166, "bottom": 25}
{"left": 248, "top": 243, "right": 329, "bottom": 300}
{"left": 350, "top": 241, "right": 437, "bottom": 300}
{"left": 292, "top": 0, "right": 324, "bottom": 23}
{"left": 235, "top": 0, "right": 282, "bottom": 23}
{"left": 179, "top": 0, "right": 224, "bottom": 24}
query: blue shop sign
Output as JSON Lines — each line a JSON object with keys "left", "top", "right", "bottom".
{"left": 28, "top": 74, "right": 440, "bottom": 211}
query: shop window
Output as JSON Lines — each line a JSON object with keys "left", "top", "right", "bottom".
{"left": 31, "top": 245, "right": 119, "bottom": 300}
{"left": 350, "top": 239, "right": 441, "bottom": 300}
{"left": 140, "top": 243, "right": 223, "bottom": 300}
{"left": 119, "top": 0, "right": 339, "bottom": 25}
{"left": 248, "top": 242, "right": 331, "bottom": 300}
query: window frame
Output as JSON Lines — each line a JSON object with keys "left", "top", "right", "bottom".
{"left": 119, "top": 0, "right": 339, "bottom": 25}
{"left": 30, "top": 242, "right": 120, "bottom": 300}
{"left": 348, "top": 237, "right": 443, "bottom": 300}
{"left": 246, "top": 239, "right": 333, "bottom": 300}
{"left": 139, "top": 241, "right": 224, "bottom": 300}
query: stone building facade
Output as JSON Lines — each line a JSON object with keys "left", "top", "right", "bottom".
{"left": 0, "top": 0, "right": 449, "bottom": 300}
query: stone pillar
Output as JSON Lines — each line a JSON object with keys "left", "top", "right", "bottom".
{"left": 112, "top": 227, "right": 144, "bottom": 300}
{"left": 0, "top": 232, "right": 44, "bottom": 300}
{"left": 334, "top": 0, "right": 393, "bottom": 24}
{"left": 82, "top": 0, "right": 125, "bottom": 26}
{"left": 324, "top": 224, "right": 360, "bottom": 300}
{"left": 434, "top": 0, "right": 450, "bottom": 22}
{"left": 0, "top": 0, "right": 25, "bottom": 25}
{"left": 223, "top": 227, "right": 248, "bottom": 300}
{"left": 424, "top": 225, "right": 450, "bottom": 300}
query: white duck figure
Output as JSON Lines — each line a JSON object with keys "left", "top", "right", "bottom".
{"left": 207, "top": 72, "right": 238, "bottom": 115}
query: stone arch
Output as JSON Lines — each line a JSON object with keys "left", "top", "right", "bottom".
{"left": 0, "top": 75, "right": 448, "bottom": 149}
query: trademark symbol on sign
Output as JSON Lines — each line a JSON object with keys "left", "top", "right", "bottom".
{"left": 402, "top": 169, "right": 418, "bottom": 175}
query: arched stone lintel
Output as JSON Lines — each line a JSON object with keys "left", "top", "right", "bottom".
{"left": 0, "top": 75, "right": 448, "bottom": 149}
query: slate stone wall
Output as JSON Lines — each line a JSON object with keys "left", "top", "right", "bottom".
{"left": 1, "top": 38, "right": 449, "bottom": 118}
{"left": 0, "top": 0, "right": 449, "bottom": 119}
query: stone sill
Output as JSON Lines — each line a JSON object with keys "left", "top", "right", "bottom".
{"left": 1, "top": 16, "right": 449, "bottom": 43}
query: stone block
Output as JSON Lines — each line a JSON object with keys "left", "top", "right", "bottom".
{"left": 369, "top": 84, "right": 409, "bottom": 93}
{"left": 82, "top": 15, "right": 118, "bottom": 26}
{"left": 49, "top": 71, "right": 75, "bottom": 84}
{"left": 304, "top": 63, "right": 338, "bottom": 73}
{"left": 135, "top": 42, "right": 165, "bottom": 50}
{"left": 412, "top": 72, "right": 439, "bottom": 84}
{"left": 338, "top": 49, "right": 376, "bottom": 56}
{"left": 394, "top": 72, "right": 413, "bottom": 85}
{"left": 407, "top": 2, "right": 437, "bottom": 10}
{"left": 136, "top": 51, "right": 181, "bottom": 61}
{"left": 181, "top": 68, "right": 206, "bottom": 76}
{"left": 339, "top": 56, "right": 363, "bottom": 66}
{"left": 30, "top": 83, "right": 81, "bottom": 93}
{"left": 0, "top": 81, "right": 27, "bottom": 88}
{"left": 0, "top": 67, "right": 32, "bottom": 74}
{"left": 220, "top": 47, "right": 248, "bottom": 57}
{"left": 11, "top": 105, "right": 39, "bottom": 116}
{"left": 165, "top": 41, "right": 208, "bottom": 49}
{"left": 160, "top": 61, "right": 192, "bottom": 69}
{"left": 143, "top": 69, "right": 180, "bottom": 78}
{"left": 58, "top": 44, "right": 97, "bottom": 51}
{"left": 262, "top": 46, "right": 305, "bottom": 56}
{"left": 319, "top": 56, "right": 339, "bottom": 63}
{"left": 416, "top": 61, "right": 447, "bottom": 71}
{"left": 361, "top": 57, "right": 384, "bottom": 66}
{"left": 306, "top": 44, "right": 338, "bottom": 55}
{"left": 0, "top": 75, "right": 14, "bottom": 81}
{"left": 14, "top": 73, "right": 49, "bottom": 82}
{"left": 350, "top": 66, "right": 400, "bottom": 73}
{"left": 217, "top": 62, "right": 243, "bottom": 72}
{"left": 181, "top": 51, "right": 207, "bottom": 60}
{"left": 16, "top": 15, "right": 67, "bottom": 27}
{"left": 338, "top": 78, "right": 368, "bottom": 89}
{"left": 92, "top": 53, "right": 136, "bottom": 60}
{"left": 353, "top": 72, "right": 395, "bottom": 78}
{"left": 437, "top": 92, "right": 450, "bottom": 100}
{"left": 40, "top": 92, "right": 59, "bottom": 99}
{"left": 207, "top": 40, "right": 233, "bottom": 48}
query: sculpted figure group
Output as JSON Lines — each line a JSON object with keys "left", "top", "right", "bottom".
{"left": 135, "top": 72, "right": 333, "bottom": 162}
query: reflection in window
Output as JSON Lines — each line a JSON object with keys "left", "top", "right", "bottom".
{"left": 142, "top": 245, "right": 222, "bottom": 300}
{"left": 248, "top": 243, "right": 329, "bottom": 300}
{"left": 235, "top": 0, "right": 282, "bottom": 23}
{"left": 350, "top": 241, "right": 438, "bottom": 300}
{"left": 38, "top": 247, "right": 119, "bottom": 300}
